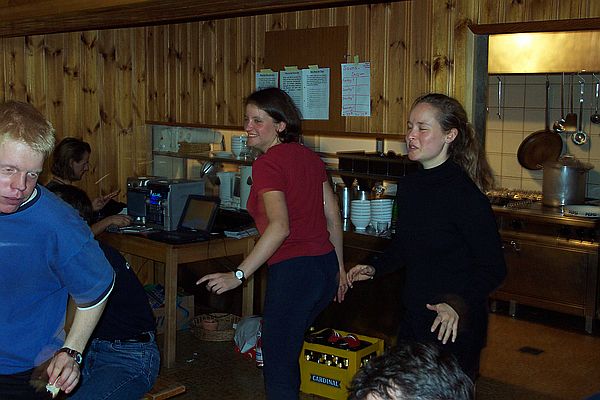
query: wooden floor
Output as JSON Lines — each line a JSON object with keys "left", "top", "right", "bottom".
{"left": 154, "top": 305, "right": 600, "bottom": 399}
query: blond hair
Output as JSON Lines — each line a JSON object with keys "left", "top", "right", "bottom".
{"left": 0, "top": 101, "right": 55, "bottom": 157}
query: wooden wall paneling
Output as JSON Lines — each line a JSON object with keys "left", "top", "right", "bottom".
{"left": 311, "top": 7, "right": 333, "bottom": 27}
{"left": 152, "top": 25, "right": 169, "bottom": 122}
{"left": 589, "top": 0, "right": 600, "bottom": 18}
{"left": 386, "top": 2, "right": 409, "bottom": 135}
{"left": 146, "top": 26, "right": 157, "bottom": 121}
{"left": 368, "top": 3, "right": 387, "bottom": 134}
{"left": 190, "top": 22, "right": 202, "bottom": 123}
{"left": 430, "top": 0, "right": 452, "bottom": 95}
{"left": 556, "top": 0, "right": 583, "bottom": 19}
{"left": 227, "top": 18, "right": 243, "bottom": 124}
{"left": 408, "top": 0, "right": 432, "bottom": 100}
{"left": 201, "top": 20, "right": 217, "bottom": 125}
{"left": 95, "top": 30, "right": 118, "bottom": 199}
{"left": 477, "top": 1, "right": 503, "bottom": 25}
{"left": 346, "top": 6, "right": 369, "bottom": 133}
{"left": 213, "top": 19, "right": 227, "bottom": 125}
{"left": 177, "top": 23, "right": 192, "bottom": 124}
{"left": 63, "top": 32, "right": 83, "bottom": 156}
{"left": 254, "top": 14, "right": 267, "bottom": 97}
{"left": 453, "top": 0, "right": 479, "bottom": 104}
{"left": 80, "top": 31, "right": 100, "bottom": 174}
{"left": 525, "top": 0, "right": 558, "bottom": 21}
{"left": 44, "top": 34, "right": 65, "bottom": 145}
{"left": 168, "top": 24, "right": 179, "bottom": 123}
{"left": 0, "top": 38, "right": 5, "bottom": 101}
{"left": 5, "top": 37, "right": 27, "bottom": 101}
{"left": 132, "top": 27, "right": 150, "bottom": 177}
{"left": 24, "top": 35, "right": 47, "bottom": 114}
{"left": 504, "top": 0, "right": 526, "bottom": 23}
{"left": 240, "top": 15, "right": 255, "bottom": 113}
{"left": 114, "top": 28, "right": 135, "bottom": 197}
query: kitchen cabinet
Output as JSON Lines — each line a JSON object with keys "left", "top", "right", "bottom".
{"left": 491, "top": 205, "right": 600, "bottom": 333}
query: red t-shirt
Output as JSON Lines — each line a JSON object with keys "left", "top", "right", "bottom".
{"left": 246, "top": 142, "right": 334, "bottom": 265}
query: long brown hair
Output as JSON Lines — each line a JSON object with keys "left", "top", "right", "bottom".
{"left": 411, "top": 93, "right": 494, "bottom": 192}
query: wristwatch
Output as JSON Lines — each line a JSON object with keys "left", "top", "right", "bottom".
{"left": 55, "top": 347, "right": 83, "bottom": 366}
{"left": 234, "top": 268, "right": 245, "bottom": 282}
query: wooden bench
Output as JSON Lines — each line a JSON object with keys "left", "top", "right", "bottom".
{"left": 143, "top": 375, "right": 186, "bottom": 400}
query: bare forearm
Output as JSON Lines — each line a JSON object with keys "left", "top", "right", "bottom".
{"left": 237, "top": 225, "right": 287, "bottom": 277}
{"left": 63, "top": 302, "right": 107, "bottom": 352}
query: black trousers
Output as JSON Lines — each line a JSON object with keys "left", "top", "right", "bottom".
{"left": 261, "top": 251, "right": 339, "bottom": 400}
{"left": 0, "top": 368, "right": 53, "bottom": 400}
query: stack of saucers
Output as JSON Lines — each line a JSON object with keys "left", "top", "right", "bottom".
{"left": 350, "top": 200, "right": 371, "bottom": 231}
{"left": 370, "top": 198, "right": 393, "bottom": 232}
{"left": 231, "top": 135, "right": 247, "bottom": 158}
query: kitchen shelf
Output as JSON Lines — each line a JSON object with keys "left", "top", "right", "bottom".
{"left": 153, "top": 150, "right": 253, "bottom": 166}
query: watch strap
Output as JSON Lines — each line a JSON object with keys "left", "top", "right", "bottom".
{"left": 234, "top": 268, "right": 245, "bottom": 282}
{"left": 55, "top": 347, "right": 83, "bottom": 365}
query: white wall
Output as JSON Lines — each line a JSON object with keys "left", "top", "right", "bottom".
{"left": 487, "top": 73, "right": 600, "bottom": 198}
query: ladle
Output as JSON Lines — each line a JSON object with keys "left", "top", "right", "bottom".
{"left": 563, "top": 74, "right": 578, "bottom": 132}
{"left": 553, "top": 72, "right": 566, "bottom": 133}
{"left": 591, "top": 74, "right": 600, "bottom": 124}
{"left": 572, "top": 78, "right": 588, "bottom": 145}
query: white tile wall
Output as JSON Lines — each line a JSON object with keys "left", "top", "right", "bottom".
{"left": 487, "top": 73, "right": 600, "bottom": 198}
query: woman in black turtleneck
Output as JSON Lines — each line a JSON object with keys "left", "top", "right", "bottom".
{"left": 347, "top": 93, "right": 506, "bottom": 381}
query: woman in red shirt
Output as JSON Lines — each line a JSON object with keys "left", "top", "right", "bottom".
{"left": 198, "top": 88, "right": 346, "bottom": 399}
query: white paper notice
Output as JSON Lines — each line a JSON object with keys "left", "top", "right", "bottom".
{"left": 256, "top": 71, "right": 279, "bottom": 91}
{"left": 280, "top": 68, "right": 330, "bottom": 120}
{"left": 302, "top": 68, "right": 330, "bottom": 120}
{"left": 280, "top": 70, "right": 303, "bottom": 112}
{"left": 341, "top": 62, "right": 371, "bottom": 116}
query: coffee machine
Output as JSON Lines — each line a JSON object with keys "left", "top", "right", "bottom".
{"left": 145, "top": 179, "right": 205, "bottom": 231}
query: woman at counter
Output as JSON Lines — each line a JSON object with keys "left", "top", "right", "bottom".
{"left": 46, "top": 137, "right": 131, "bottom": 235}
{"left": 197, "top": 87, "right": 346, "bottom": 399}
{"left": 347, "top": 93, "right": 506, "bottom": 380}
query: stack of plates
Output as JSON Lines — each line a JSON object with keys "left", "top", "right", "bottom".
{"left": 231, "top": 135, "right": 247, "bottom": 157}
{"left": 370, "top": 198, "right": 393, "bottom": 229}
{"left": 350, "top": 200, "right": 371, "bottom": 231}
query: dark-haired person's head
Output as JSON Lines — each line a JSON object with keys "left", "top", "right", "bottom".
{"left": 51, "top": 137, "right": 91, "bottom": 181}
{"left": 48, "top": 184, "right": 94, "bottom": 225}
{"left": 347, "top": 341, "right": 473, "bottom": 400}
{"left": 245, "top": 87, "right": 302, "bottom": 146}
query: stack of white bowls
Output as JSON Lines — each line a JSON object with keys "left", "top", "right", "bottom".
{"left": 370, "top": 198, "right": 393, "bottom": 232}
{"left": 350, "top": 200, "right": 371, "bottom": 231}
{"left": 231, "top": 135, "right": 247, "bottom": 157}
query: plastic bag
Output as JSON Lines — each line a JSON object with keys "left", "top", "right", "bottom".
{"left": 233, "top": 315, "right": 263, "bottom": 367}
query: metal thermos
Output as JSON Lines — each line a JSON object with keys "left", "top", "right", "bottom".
{"left": 338, "top": 184, "right": 352, "bottom": 219}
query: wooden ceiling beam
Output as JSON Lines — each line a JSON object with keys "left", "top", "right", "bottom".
{"left": 0, "top": 0, "right": 393, "bottom": 37}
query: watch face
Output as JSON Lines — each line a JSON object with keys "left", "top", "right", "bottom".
{"left": 235, "top": 270, "right": 244, "bottom": 280}
{"left": 74, "top": 353, "right": 83, "bottom": 364}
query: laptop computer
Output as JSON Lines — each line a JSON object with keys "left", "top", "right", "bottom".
{"left": 146, "top": 195, "right": 220, "bottom": 244}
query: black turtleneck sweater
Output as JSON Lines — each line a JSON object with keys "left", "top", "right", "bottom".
{"left": 372, "top": 159, "right": 506, "bottom": 348}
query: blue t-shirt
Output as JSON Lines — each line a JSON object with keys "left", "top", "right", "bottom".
{"left": 0, "top": 186, "right": 114, "bottom": 374}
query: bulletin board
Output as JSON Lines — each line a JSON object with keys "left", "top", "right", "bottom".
{"left": 264, "top": 26, "right": 348, "bottom": 132}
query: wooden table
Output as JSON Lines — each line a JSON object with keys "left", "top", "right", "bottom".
{"left": 100, "top": 233, "right": 256, "bottom": 368}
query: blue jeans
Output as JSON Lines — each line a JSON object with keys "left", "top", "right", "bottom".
{"left": 262, "top": 251, "right": 339, "bottom": 400}
{"left": 68, "top": 333, "right": 160, "bottom": 400}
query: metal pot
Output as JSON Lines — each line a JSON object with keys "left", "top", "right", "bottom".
{"left": 542, "top": 155, "right": 593, "bottom": 207}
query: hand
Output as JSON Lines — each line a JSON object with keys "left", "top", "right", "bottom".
{"left": 92, "top": 190, "right": 119, "bottom": 211}
{"left": 46, "top": 351, "right": 81, "bottom": 395}
{"left": 427, "top": 303, "right": 459, "bottom": 344}
{"left": 346, "top": 264, "right": 375, "bottom": 287}
{"left": 102, "top": 214, "right": 132, "bottom": 228}
{"left": 197, "top": 272, "right": 242, "bottom": 294}
{"left": 335, "top": 268, "right": 348, "bottom": 303}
